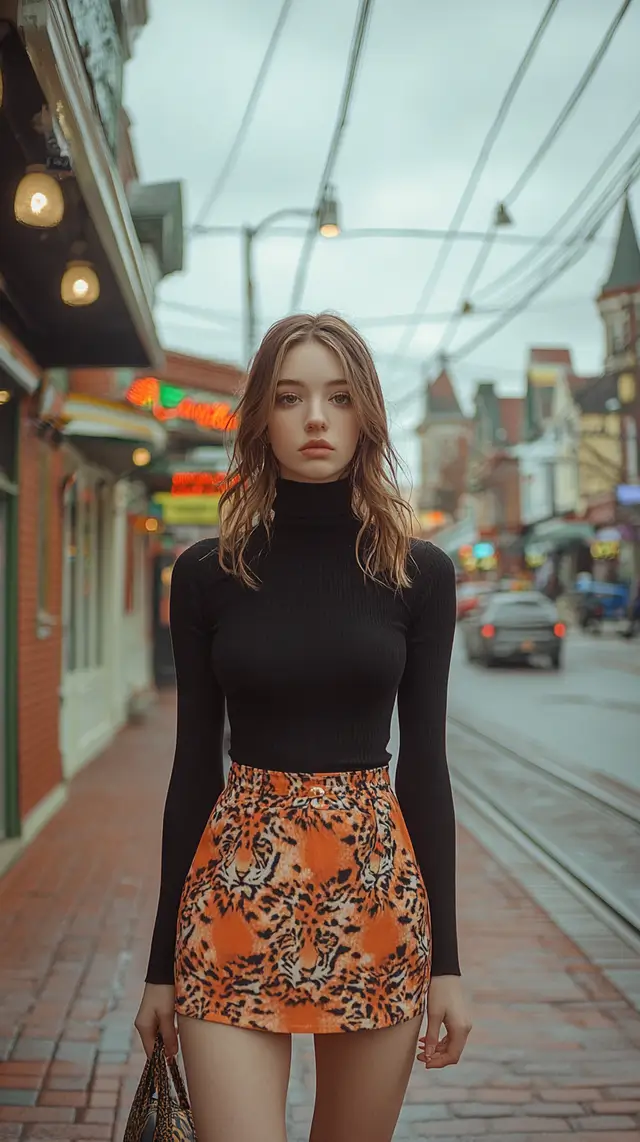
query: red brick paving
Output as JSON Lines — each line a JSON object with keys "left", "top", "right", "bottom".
{"left": 0, "top": 693, "right": 639, "bottom": 1141}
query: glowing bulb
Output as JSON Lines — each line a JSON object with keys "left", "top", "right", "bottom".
{"left": 30, "top": 192, "right": 49, "bottom": 215}
{"left": 14, "top": 169, "right": 64, "bottom": 228}
{"left": 145, "top": 517, "right": 159, "bottom": 532}
{"left": 132, "top": 447, "right": 151, "bottom": 467}
{"left": 0, "top": 390, "right": 11, "bottom": 405}
{"left": 61, "top": 261, "right": 100, "bottom": 307}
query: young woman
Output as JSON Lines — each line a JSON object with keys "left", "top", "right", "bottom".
{"left": 135, "top": 313, "right": 471, "bottom": 1142}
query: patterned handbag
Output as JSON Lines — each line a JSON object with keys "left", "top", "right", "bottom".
{"left": 123, "top": 1034, "right": 196, "bottom": 1142}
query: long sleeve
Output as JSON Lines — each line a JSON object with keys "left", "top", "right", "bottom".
{"left": 395, "top": 544, "right": 460, "bottom": 977}
{"left": 146, "top": 545, "right": 226, "bottom": 984}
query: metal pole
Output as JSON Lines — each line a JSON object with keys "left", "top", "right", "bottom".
{"left": 242, "top": 225, "right": 256, "bottom": 366}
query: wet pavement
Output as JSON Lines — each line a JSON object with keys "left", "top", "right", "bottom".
{"left": 0, "top": 694, "right": 639, "bottom": 1141}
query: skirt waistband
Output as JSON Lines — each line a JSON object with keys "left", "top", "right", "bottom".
{"left": 226, "top": 760, "right": 391, "bottom": 798}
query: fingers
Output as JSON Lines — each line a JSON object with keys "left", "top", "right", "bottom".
{"left": 134, "top": 1013, "right": 158, "bottom": 1060}
{"left": 423, "top": 1029, "right": 464, "bottom": 1068}
{"left": 159, "top": 1012, "right": 179, "bottom": 1061}
{"left": 417, "top": 1020, "right": 472, "bottom": 1069}
{"left": 420, "top": 1006, "right": 444, "bottom": 1062}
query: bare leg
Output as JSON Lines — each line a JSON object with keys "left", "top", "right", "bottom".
{"left": 178, "top": 1015, "right": 292, "bottom": 1142}
{"left": 310, "top": 1013, "right": 423, "bottom": 1142}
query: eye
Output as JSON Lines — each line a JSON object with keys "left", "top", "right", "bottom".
{"left": 331, "top": 392, "right": 352, "bottom": 406}
{"left": 276, "top": 393, "right": 300, "bottom": 406}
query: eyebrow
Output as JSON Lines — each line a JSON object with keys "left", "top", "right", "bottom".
{"left": 276, "top": 378, "right": 347, "bottom": 386}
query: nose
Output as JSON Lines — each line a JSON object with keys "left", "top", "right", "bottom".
{"left": 304, "top": 403, "right": 328, "bottom": 433}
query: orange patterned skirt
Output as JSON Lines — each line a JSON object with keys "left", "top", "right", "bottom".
{"left": 175, "top": 762, "right": 431, "bottom": 1034}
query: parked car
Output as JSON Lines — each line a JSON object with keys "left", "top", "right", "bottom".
{"left": 463, "top": 590, "right": 566, "bottom": 669}
{"left": 456, "top": 581, "right": 495, "bottom": 621}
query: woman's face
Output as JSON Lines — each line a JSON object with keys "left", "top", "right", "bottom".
{"left": 267, "top": 339, "right": 360, "bottom": 483}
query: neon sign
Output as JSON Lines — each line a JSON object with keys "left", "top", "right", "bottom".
{"left": 126, "top": 377, "right": 238, "bottom": 432}
{"left": 171, "top": 472, "right": 228, "bottom": 496}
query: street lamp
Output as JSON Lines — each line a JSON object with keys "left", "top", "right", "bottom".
{"left": 240, "top": 189, "right": 341, "bottom": 363}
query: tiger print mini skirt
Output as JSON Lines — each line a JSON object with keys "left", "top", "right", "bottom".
{"left": 174, "top": 761, "right": 431, "bottom": 1034}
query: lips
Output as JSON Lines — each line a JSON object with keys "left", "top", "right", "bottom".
{"left": 300, "top": 440, "right": 334, "bottom": 452}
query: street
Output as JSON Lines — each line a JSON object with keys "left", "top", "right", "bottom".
{"left": 449, "top": 627, "right": 640, "bottom": 796}
{"left": 0, "top": 651, "right": 638, "bottom": 1142}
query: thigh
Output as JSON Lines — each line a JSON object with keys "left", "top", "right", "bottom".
{"left": 310, "top": 1013, "right": 423, "bottom": 1142}
{"left": 178, "top": 1015, "right": 291, "bottom": 1142}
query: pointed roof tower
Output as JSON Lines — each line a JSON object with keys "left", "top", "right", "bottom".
{"left": 425, "top": 368, "right": 464, "bottom": 417}
{"left": 601, "top": 194, "right": 640, "bottom": 295}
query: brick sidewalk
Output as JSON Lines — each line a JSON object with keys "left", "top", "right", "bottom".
{"left": 1, "top": 695, "right": 639, "bottom": 1141}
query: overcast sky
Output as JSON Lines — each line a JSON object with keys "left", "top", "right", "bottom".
{"left": 124, "top": 0, "right": 640, "bottom": 481}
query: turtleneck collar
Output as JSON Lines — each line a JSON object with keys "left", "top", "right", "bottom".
{"left": 273, "top": 477, "right": 357, "bottom": 525}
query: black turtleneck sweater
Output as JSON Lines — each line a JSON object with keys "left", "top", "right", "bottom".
{"left": 146, "top": 477, "right": 459, "bottom": 984}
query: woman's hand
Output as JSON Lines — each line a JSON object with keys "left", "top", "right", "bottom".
{"left": 134, "top": 984, "right": 179, "bottom": 1060}
{"left": 417, "top": 976, "right": 472, "bottom": 1069}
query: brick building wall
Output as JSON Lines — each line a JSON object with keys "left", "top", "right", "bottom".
{"left": 17, "top": 398, "right": 64, "bottom": 819}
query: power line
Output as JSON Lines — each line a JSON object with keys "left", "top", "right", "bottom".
{"left": 432, "top": 0, "right": 635, "bottom": 363}
{"left": 288, "top": 0, "right": 376, "bottom": 311}
{"left": 389, "top": 158, "right": 640, "bottom": 415}
{"left": 505, "top": 0, "right": 634, "bottom": 208}
{"left": 192, "top": 0, "right": 295, "bottom": 229}
{"left": 387, "top": 0, "right": 560, "bottom": 371}
{"left": 473, "top": 107, "right": 640, "bottom": 306}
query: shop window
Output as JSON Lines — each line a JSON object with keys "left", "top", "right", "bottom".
{"left": 63, "top": 475, "right": 108, "bottom": 673}
{"left": 64, "top": 477, "right": 79, "bottom": 673}
{"left": 95, "top": 487, "right": 107, "bottom": 666}
{"left": 37, "top": 446, "right": 53, "bottom": 620}
{"left": 125, "top": 514, "right": 135, "bottom": 613}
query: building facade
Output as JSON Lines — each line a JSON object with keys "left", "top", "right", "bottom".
{"left": 416, "top": 366, "right": 471, "bottom": 532}
{"left": 0, "top": 0, "right": 184, "bottom": 858}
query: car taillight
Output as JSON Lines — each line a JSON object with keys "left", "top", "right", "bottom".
{"left": 554, "top": 622, "right": 566, "bottom": 638}
{"left": 481, "top": 624, "right": 495, "bottom": 639}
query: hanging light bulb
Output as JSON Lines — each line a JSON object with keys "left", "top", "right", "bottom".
{"left": 61, "top": 261, "right": 100, "bottom": 307}
{"left": 14, "top": 166, "right": 65, "bottom": 228}
{"left": 493, "top": 201, "right": 513, "bottom": 227}
{"left": 132, "top": 447, "right": 151, "bottom": 467}
{"left": 318, "top": 186, "right": 341, "bottom": 238}
{"left": 461, "top": 300, "right": 474, "bottom": 315}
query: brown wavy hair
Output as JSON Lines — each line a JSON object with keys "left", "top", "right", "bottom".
{"left": 218, "top": 312, "right": 415, "bottom": 589}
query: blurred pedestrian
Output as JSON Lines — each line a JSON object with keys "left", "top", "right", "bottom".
{"left": 134, "top": 313, "right": 471, "bottom": 1142}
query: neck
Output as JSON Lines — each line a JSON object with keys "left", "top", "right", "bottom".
{"left": 273, "top": 476, "right": 357, "bottom": 527}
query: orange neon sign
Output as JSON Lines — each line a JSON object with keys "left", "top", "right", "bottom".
{"left": 171, "top": 472, "right": 226, "bottom": 496}
{"left": 126, "top": 377, "right": 239, "bottom": 432}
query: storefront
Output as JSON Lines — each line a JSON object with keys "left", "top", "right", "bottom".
{"left": 58, "top": 396, "right": 166, "bottom": 777}
{"left": 0, "top": 0, "right": 184, "bottom": 852}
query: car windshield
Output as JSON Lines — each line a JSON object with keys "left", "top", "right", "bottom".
{"left": 488, "top": 594, "right": 556, "bottom": 620}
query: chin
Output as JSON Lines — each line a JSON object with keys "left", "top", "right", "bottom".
{"left": 283, "top": 456, "right": 346, "bottom": 482}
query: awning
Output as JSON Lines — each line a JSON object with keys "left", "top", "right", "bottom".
{"left": 62, "top": 394, "right": 167, "bottom": 448}
{"left": 0, "top": 326, "right": 39, "bottom": 394}
{"left": 525, "top": 519, "right": 595, "bottom": 551}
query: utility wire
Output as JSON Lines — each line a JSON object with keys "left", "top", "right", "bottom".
{"left": 473, "top": 107, "right": 640, "bottom": 305}
{"left": 390, "top": 157, "right": 640, "bottom": 415}
{"left": 192, "top": 0, "right": 295, "bottom": 229}
{"left": 431, "top": 0, "right": 635, "bottom": 363}
{"left": 505, "top": 0, "right": 634, "bottom": 207}
{"left": 388, "top": 0, "right": 560, "bottom": 370}
{"left": 288, "top": 0, "right": 376, "bottom": 311}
